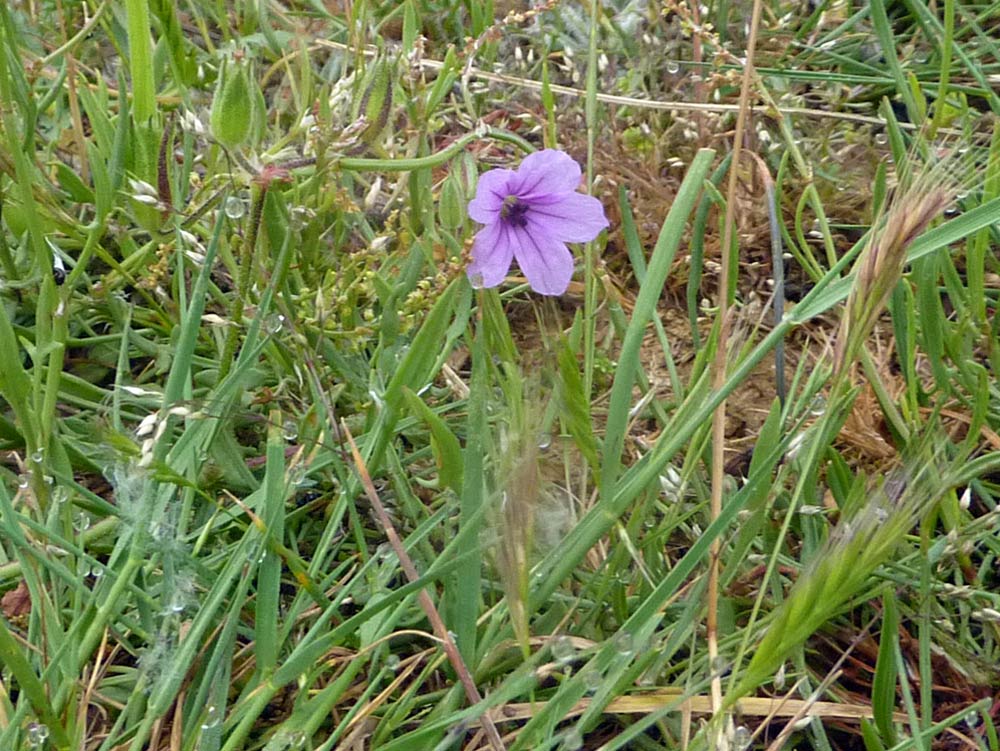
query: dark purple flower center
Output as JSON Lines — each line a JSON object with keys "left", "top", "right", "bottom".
{"left": 500, "top": 195, "right": 529, "bottom": 228}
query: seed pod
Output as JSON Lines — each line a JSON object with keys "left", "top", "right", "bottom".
{"left": 210, "top": 56, "right": 256, "bottom": 149}
{"left": 356, "top": 56, "right": 394, "bottom": 145}
{"left": 438, "top": 170, "right": 464, "bottom": 230}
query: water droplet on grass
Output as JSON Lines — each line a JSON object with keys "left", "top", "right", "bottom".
{"left": 264, "top": 314, "right": 286, "bottom": 334}
{"left": 469, "top": 272, "right": 485, "bottom": 289}
{"left": 73, "top": 512, "right": 90, "bottom": 532}
{"left": 561, "top": 728, "right": 583, "bottom": 750}
{"left": 551, "top": 635, "right": 575, "bottom": 664}
{"left": 666, "top": 60, "right": 680, "bottom": 74}
{"left": 581, "top": 668, "right": 602, "bottom": 693}
{"left": 613, "top": 631, "right": 633, "bottom": 656}
{"left": 201, "top": 704, "right": 221, "bottom": 729}
{"left": 26, "top": 722, "right": 49, "bottom": 747}
{"left": 282, "top": 420, "right": 298, "bottom": 441}
{"left": 385, "top": 654, "right": 401, "bottom": 672}
{"left": 31, "top": 449, "right": 44, "bottom": 463}
{"left": 224, "top": 196, "right": 246, "bottom": 219}
{"left": 733, "top": 725, "right": 752, "bottom": 750}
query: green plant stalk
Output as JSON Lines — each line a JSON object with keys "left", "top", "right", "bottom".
{"left": 928, "top": 0, "right": 955, "bottom": 137}
{"left": 600, "top": 148, "right": 716, "bottom": 498}
{"left": 0, "top": 615, "right": 71, "bottom": 750}
{"left": 124, "top": 0, "right": 156, "bottom": 122}
{"left": 453, "top": 305, "right": 488, "bottom": 662}
{"left": 870, "top": 0, "right": 921, "bottom": 122}
{"left": 582, "top": 0, "right": 600, "bottom": 406}
{"left": 255, "top": 409, "right": 285, "bottom": 675}
{"left": 970, "top": 121, "right": 1000, "bottom": 325}
{"left": 219, "top": 183, "right": 267, "bottom": 382}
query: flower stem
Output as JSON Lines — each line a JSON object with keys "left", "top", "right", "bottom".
{"left": 219, "top": 183, "right": 267, "bottom": 383}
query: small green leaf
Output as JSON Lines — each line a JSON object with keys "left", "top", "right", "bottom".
{"left": 402, "top": 0, "right": 419, "bottom": 53}
{"left": 872, "top": 590, "right": 899, "bottom": 746}
{"left": 403, "top": 388, "right": 463, "bottom": 493}
{"left": 556, "top": 339, "right": 600, "bottom": 481}
{"left": 52, "top": 161, "right": 94, "bottom": 203}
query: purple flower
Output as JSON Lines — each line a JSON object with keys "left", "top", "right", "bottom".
{"left": 466, "top": 149, "right": 609, "bottom": 295}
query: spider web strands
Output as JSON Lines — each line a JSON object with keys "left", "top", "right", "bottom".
{"left": 313, "top": 39, "right": 969, "bottom": 133}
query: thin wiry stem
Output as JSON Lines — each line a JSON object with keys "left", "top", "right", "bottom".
{"left": 709, "top": 0, "right": 765, "bottom": 727}
{"left": 342, "top": 423, "right": 507, "bottom": 751}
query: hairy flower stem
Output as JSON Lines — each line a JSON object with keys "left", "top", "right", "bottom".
{"left": 219, "top": 183, "right": 267, "bottom": 382}
{"left": 343, "top": 423, "right": 507, "bottom": 751}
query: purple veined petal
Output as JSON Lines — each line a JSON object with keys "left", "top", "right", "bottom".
{"left": 468, "top": 168, "right": 515, "bottom": 224}
{"left": 509, "top": 150, "right": 582, "bottom": 201}
{"left": 509, "top": 223, "right": 575, "bottom": 296}
{"left": 467, "top": 220, "right": 515, "bottom": 288}
{"left": 526, "top": 191, "right": 609, "bottom": 243}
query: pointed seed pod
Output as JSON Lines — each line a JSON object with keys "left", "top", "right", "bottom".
{"left": 357, "top": 57, "right": 394, "bottom": 145}
{"left": 439, "top": 170, "right": 465, "bottom": 230}
{"left": 210, "top": 56, "right": 256, "bottom": 149}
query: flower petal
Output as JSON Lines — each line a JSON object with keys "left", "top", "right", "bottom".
{"left": 467, "top": 168, "right": 514, "bottom": 224}
{"left": 510, "top": 150, "right": 582, "bottom": 200}
{"left": 467, "top": 220, "right": 514, "bottom": 288}
{"left": 526, "top": 191, "right": 609, "bottom": 243}
{"left": 510, "top": 223, "right": 575, "bottom": 296}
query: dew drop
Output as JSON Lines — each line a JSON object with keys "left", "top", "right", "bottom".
{"left": 264, "top": 314, "right": 286, "bottom": 335}
{"left": 874, "top": 132, "right": 888, "bottom": 145}
{"left": 385, "top": 654, "right": 401, "bottom": 672}
{"left": 537, "top": 432, "right": 552, "bottom": 451}
{"left": 550, "top": 635, "right": 576, "bottom": 664}
{"left": 201, "top": 704, "right": 221, "bottom": 730}
{"left": 26, "top": 722, "right": 49, "bottom": 747}
{"left": 637, "top": 668, "right": 657, "bottom": 686}
{"left": 809, "top": 394, "right": 827, "bottom": 416}
{"left": 733, "top": 724, "right": 752, "bottom": 750}
{"left": 17, "top": 473, "right": 30, "bottom": 490}
{"left": 282, "top": 420, "right": 298, "bottom": 441}
{"left": 666, "top": 60, "right": 681, "bottom": 74}
{"left": 224, "top": 195, "right": 246, "bottom": 219}
{"left": 561, "top": 728, "right": 584, "bottom": 750}
{"left": 468, "top": 272, "right": 485, "bottom": 289}
{"left": 613, "top": 631, "right": 634, "bottom": 656}
{"left": 31, "top": 448, "right": 44, "bottom": 464}
{"left": 581, "top": 668, "right": 602, "bottom": 693}
{"left": 289, "top": 465, "right": 307, "bottom": 486}
{"left": 711, "top": 656, "right": 731, "bottom": 676}
{"left": 73, "top": 512, "right": 91, "bottom": 532}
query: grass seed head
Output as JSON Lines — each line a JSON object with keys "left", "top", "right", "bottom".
{"left": 833, "top": 154, "right": 958, "bottom": 378}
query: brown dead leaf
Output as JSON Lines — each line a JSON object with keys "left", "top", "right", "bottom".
{"left": 1, "top": 581, "right": 31, "bottom": 618}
